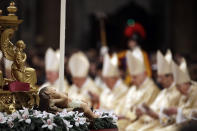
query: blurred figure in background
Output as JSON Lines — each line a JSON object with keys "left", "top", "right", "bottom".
{"left": 149, "top": 52, "right": 160, "bottom": 87}
{"left": 94, "top": 62, "right": 105, "bottom": 90}
{"left": 127, "top": 50, "right": 180, "bottom": 131}
{"left": 86, "top": 49, "right": 98, "bottom": 79}
{"left": 68, "top": 51, "right": 101, "bottom": 108}
{"left": 99, "top": 53, "right": 128, "bottom": 110}
{"left": 116, "top": 47, "right": 159, "bottom": 131}
{"left": 154, "top": 59, "right": 197, "bottom": 131}
{"left": 94, "top": 45, "right": 109, "bottom": 91}
{"left": 118, "top": 19, "right": 152, "bottom": 86}
{"left": 41, "top": 48, "right": 69, "bottom": 93}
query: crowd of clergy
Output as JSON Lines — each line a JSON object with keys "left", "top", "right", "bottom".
{"left": 41, "top": 45, "right": 197, "bottom": 131}
{"left": 2, "top": 21, "right": 197, "bottom": 131}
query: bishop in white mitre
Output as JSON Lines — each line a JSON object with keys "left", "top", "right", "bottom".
{"left": 153, "top": 58, "right": 197, "bottom": 131}
{"left": 68, "top": 51, "right": 101, "bottom": 108}
{"left": 99, "top": 53, "right": 128, "bottom": 110}
{"left": 126, "top": 50, "right": 181, "bottom": 131}
{"left": 41, "top": 48, "right": 69, "bottom": 93}
{"left": 116, "top": 47, "right": 160, "bottom": 131}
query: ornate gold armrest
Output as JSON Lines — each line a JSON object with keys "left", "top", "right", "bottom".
{"left": 4, "top": 78, "right": 14, "bottom": 84}
{"left": 0, "top": 90, "right": 39, "bottom": 114}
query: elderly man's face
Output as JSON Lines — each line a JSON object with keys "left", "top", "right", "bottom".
{"left": 103, "top": 77, "right": 118, "bottom": 89}
{"left": 128, "top": 40, "right": 137, "bottom": 50}
{"left": 72, "top": 77, "right": 87, "bottom": 88}
{"left": 157, "top": 74, "right": 173, "bottom": 88}
{"left": 132, "top": 72, "right": 147, "bottom": 87}
{"left": 46, "top": 71, "right": 59, "bottom": 84}
{"left": 176, "top": 82, "right": 191, "bottom": 95}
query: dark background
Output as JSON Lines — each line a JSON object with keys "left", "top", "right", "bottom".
{"left": 0, "top": 0, "right": 197, "bottom": 82}
{"left": 1, "top": 0, "right": 195, "bottom": 55}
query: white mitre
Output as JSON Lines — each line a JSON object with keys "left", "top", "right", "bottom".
{"left": 157, "top": 50, "right": 172, "bottom": 75}
{"left": 126, "top": 47, "right": 145, "bottom": 75}
{"left": 102, "top": 53, "right": 119, "bottom": 77}
{"left": 68, "top": 52, "right": 90, "bottom": 77}
{"left": 45, "top": 48, "right": 60, "bottom": 72}
{"left": 172, "top": 58, "right": 191, "bottom": 84}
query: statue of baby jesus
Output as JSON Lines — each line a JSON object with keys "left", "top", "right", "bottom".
{"left": 38, "top": 86, "right": 97, "bottom": 119}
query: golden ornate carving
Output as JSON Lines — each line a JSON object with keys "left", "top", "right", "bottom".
{"left": 0, "top": 16, "right": 37, "bottom": 88}
{"left": 7, "top": 2, "right": 17, "bottom": 16}
{"left": 0, "top": 2, "right": 39, "bottom": 113}
{"left": 10, "top": 40, "right": 37, "bottom": 88}
{"left": 0, "top": 90, "right": 39, "bottom": 114}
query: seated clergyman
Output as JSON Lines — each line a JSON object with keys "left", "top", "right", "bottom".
{"left": 38, "top": 86, "right": 97, "bottom": 119}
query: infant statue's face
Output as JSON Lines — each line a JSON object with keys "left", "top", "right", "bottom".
{"left": 44, "top": 87, "right": 59, "bottom": 99}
